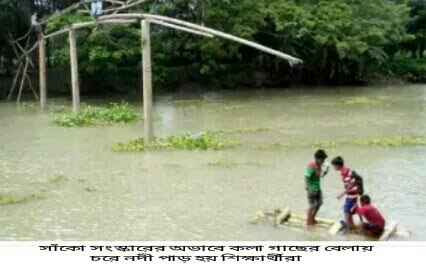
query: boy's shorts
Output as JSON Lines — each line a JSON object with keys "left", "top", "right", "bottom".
{"left": 363, "top": 223, "right": 384, "bottom": 237}
{"left": 307, "top": 190, "right": 323, "bottom": 209}
{"left": 343, "top": 198, "right": 357, "bottom": 214}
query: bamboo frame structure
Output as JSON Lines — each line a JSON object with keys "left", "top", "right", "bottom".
{"left": 98, "top": 13, "right": 303, "bottom": 65}
{"left": 34, "top": 7, "right": 302, "bottom": 141}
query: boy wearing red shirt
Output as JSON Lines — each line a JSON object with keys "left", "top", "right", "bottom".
{"left": 331, "top": 156, "right": 361, "bottom": 231}
{"left": 353, "top": 195, "right": 386, "bottom": 237}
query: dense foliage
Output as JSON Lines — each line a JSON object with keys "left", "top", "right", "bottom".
{"left": 2, "top": 0, "right": 426, "bottom": 91}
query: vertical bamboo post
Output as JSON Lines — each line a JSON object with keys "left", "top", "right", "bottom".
{"left": 38, "top": 32, "right": 47, "bottom": 110}
{"left": 141, "top": 20, "right": 153, "bottom": 143}
{"left": 69, "top": 27, "right": 80, "bottom": 113}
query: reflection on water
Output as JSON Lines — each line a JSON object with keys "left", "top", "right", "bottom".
{"left": 0, "top": 84, "right": 425, "bottom": 241}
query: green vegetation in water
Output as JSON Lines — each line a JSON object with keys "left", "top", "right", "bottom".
{"left": 83, "top": 187, "right": 97, "bottom": 192}
{"left": 256, "top": 136, "right": 426, "bottom": 150}
{"left": 52, "top": 102, "right": 139, "bottom": 127}
{"left": 210, "top": 127, "right": 276, "bottom": 135}
{"left": 311, "top": 141, "right": 340, "bottom": 149}
{"left": 353, "top": 136, "right": 426, "bottom": 147}
{"left": 256, "top": 140, "right": 340, "bottom": 150}
{"left": 206, "top": 159, "right": 237, "bottom": 169}
{"left": 112, "top": 133, "right": 239, "bottom": 152}
{"left": 0, "top": 194, "right": 44, "bottom": 206}
{"left": 49, "top": 174, "right": 66, "bottom": 184}
{"left": 342, "top": 96, "right": 379, "bottom": 105}
{"left": 51, "top": 105, "right": 69, "bottom": 113}
{"left": 206, "top": 159, "right": 270, "bottom": 169}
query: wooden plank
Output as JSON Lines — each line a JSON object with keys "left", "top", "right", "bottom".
{"left": 69, "top": 28, "right": 81, "bottom": 113}
{"left": 141, "top": 20, "right": 153, "bottom": 143}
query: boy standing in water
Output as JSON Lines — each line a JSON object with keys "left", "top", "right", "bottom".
{"left": 305, "top": 149, "right": 329, "bottom": 225}
{"left": 331, "top": 156, "right": 361, "bottom": 231}
{"left": 353, "top": 195, "right": 385, "bottom": 237}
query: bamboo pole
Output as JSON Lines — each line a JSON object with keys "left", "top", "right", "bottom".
{"left": 143, "top": 14, "right": 303, "bottom": 65}
{"left": 26, "top": 74, "right": 39, "bottom": 100}
{"left": 69, "top": 28, "right": 81, "bottom": 113}
{"left": 38, "top": 33, "right": 47, "bottom": 109}
{"left": 17, "top": 58, "right": 29, "bottom": 104}
{"left": 7, "top": 62, "right": 22, "bottom": 101}
{"left": 141, "top": 20, "right": 153, "bottom": 143}
{"left": 44, "top": 19, "right": 137, "bottom": 40}
{"left": 98, "top": 13, "right": 303, "bottom": 65}
{"left": 148, "top": 19, "right": 214, "bottom": 38}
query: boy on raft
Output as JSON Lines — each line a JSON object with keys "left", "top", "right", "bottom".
{"left": 353, "top": 195, "right": 386, "bottom": 237}
{"left": 331, "top": 156, "right": 363, "bottom": 232}
{"left": 305, "top": 149, "right": 329, "bottom": 225}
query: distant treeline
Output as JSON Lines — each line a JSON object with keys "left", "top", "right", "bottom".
{"left": 1, "top": 0, "right": 426, "bottom": 93}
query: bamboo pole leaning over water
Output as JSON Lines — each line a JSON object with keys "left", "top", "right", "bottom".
{"left": 98, "top": 13, "right": 303, "bottom": 65}
{"left": 141, "top": 20, "right": 153, "bottom": 143}
{"left": 69, "top": 27, "right": 81, "bottom": 113}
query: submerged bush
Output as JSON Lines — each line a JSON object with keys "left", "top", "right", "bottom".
{"left": 52, "top": 102, "right": 139, "bottom": 127}
{"left": 112, "top": 132, "right": 238, "bottom": 152}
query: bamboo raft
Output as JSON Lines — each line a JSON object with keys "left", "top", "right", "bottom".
{"left": 251, "top": 207, "right": 411, "bottom": 241}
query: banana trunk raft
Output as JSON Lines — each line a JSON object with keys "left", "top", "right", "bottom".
{"left": 251, "top": 207, "right": 410, "bottom": 241}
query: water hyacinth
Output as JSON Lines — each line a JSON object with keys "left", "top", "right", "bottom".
{"left": 52, "top": 102, "right": 139, "bottom": 127}
{"left": 112, "top": 132, "right": 239, "bottom": 152}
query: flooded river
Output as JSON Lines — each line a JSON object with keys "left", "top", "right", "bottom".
{"left": 0, "top": 84, "right": 425, "bottom": 241}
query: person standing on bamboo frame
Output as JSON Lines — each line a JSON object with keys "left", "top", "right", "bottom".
{"left": 305, "top": 149, "right": 329, "bottom": 226}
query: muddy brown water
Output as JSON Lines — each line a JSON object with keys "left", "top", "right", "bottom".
{"left": 0, "top": 84, "right": 425, "bottom": 241}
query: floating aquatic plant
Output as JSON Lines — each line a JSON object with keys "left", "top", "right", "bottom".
{"left": 50, "top": 174, "right": 66, "bottom": 184}
{"left": 210, "top": 127, "right": 276, "bottom": 135}
{"left": 353, "top": 136, "right": 426, "bottom": 147}
{"left": 257, "top": 140, "right": 339, "bottom": 150}
{"left": 311, "top": 141, "right": 340, "bottom": 148}
{"left": 52, "top": 102, "right": 139, "bottom": 127}
{"left": 0, "top": 194, "right": 43, "bottom": 206}
{"left": 112, "top": 132, "right": 239, "bottom": 152}
{"left": 206, "top": 159, "right": 237, "bottom": 168}
{"left": 206, "top": 159, "right": 270, "bottom": 168}
{"left": 256, "top": 136, "right": 426, "bottom": 150}
{"left": 342, "top": 96, "right": 379, "bottom": 105}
